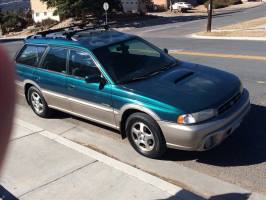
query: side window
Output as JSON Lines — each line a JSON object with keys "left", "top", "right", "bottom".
{"left": 16, "top": 45, "right": 46, "bottom": 67}
{"left": 41, "top": 47, "right": 67, "bottom": 74}
{"left": 69, "top": 50, "right": 100, "bottom": 79}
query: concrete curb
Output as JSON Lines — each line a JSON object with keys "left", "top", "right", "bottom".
{"left": 188, "top": 34, "right": 266, "bottom": 41}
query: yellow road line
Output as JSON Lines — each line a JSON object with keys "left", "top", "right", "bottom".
{"left": 256, "top": 81, "right": 266, "bottom": 84}
{"left": 169, "top": 50, "right": 266, "bottom": 61}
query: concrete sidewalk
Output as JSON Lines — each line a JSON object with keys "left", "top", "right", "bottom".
{"left": 0, "top": 119, "right": 199, "bottom": 200}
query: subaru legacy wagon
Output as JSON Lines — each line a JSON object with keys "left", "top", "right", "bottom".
{"left": 15, "top": 26, "right": 250, "bottom": 158}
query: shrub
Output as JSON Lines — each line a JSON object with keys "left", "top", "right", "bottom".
{"left": 35, "top": 18, "right": 58, "bottom": 28}
{"left": 1, "top": 12, "right": 27, "bottom": 34}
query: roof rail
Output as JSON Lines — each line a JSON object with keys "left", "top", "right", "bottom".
{"left": 63, "top": 24, "right": 110, "bottom": 40}
{"left": 27, "top": 24, "right": 110, "bottom": 40}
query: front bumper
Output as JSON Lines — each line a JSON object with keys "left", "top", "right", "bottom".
{"left": 158, "top": 89, "right": 250, "bottom": 151}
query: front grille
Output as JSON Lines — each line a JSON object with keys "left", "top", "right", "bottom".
{"left": 218, "top": 92, "right": 242, "bottom": 115}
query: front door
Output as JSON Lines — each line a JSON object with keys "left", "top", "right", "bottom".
{"left": 66, "top": 49, "right": 115, "bottom": 128}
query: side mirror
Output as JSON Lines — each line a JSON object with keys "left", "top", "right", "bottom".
{"left": 85, "top": 75, "right": 101, "bottom": 84}
{"left": 163, "top": 48, "right": 169, "bottom": 54}
{"left": 85, "top": 75, "right": 107, "bottom": 89}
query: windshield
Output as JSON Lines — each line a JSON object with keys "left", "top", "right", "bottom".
{"left": 93, "top": 38, "right": 177, "bottom": 84}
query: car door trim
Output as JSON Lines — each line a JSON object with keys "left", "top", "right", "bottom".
{"left": 42, "top": 89, "right": 114, "bottom": 113}
{"left": 48, "top": 104, "right": 119, "bottom": 129}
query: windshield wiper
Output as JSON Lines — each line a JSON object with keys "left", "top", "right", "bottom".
{"left": 146, "top": 61, "right": 177, "bottom": 77}
{"left": 118, "top": 62, "right": 177, "bottom": 85}
{"left": 118, "top": 75, "right": 150, "bottom": 84}
{"left": 161, "top": 61, "right": 177, "bottom": 71}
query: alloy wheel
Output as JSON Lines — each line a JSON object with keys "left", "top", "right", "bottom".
{"left": 31, "top": 91, "right": 44, "bottom": 114}
{"left": 131, "top": 122, "right": 155, "bottom": 152}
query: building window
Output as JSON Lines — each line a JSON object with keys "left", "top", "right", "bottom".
{"left": 36, "top": 12, "right": 39, "bottom": 17}
{"left": 44, "top": 12, "right": 47, "bottom": 16}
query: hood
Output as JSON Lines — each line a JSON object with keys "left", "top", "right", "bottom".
{"left": 122, "top": 62, "right": 241, "bottom": 114}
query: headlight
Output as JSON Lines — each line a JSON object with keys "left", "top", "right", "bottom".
{"left": 177, "top": 109, "right": 217, "bottom": 125}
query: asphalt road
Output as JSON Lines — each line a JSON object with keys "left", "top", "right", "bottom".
{"left": 128, "top": 3, "right": 266, "bottom": 37}
{"left": 2, "top": 4, "right": 266, "bottom": 195}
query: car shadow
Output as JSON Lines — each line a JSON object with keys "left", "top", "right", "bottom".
{"left": 49, "top": 110, "right": 71, "bottom": 119}
{"left": 161, "top": 104, "right": 266, "bottom": 167}
{"left": 71, "top": 114, "right": 121, "bottom": 135}
{"left": 158, "top": 190, "right": 251, "bottom": 200}
{"left": 0, "top": 185, "right": 18, "bottom": 200}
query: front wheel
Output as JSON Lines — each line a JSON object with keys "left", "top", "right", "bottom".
{"left": 126, "top": 112, "right": 167, "bottom": 158}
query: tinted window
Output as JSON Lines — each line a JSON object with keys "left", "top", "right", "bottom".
{"left": 69, "top": 50, "right": 100, "bottom": 79}
{"left": 41, "top": 47, "right": 67, "bottom": 73}
{"left": 16, "top": 45, "right": 46, "bottom": 66}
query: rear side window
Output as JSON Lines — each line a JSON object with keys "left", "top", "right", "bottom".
{"left": 16, "top": 45, "right": 46, "bottom": 67}
{"left": 41, "top": 47, "right": 67, "bottom": 74}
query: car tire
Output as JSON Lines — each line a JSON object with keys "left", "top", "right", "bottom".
{"left": 28, "top": 86, "right": 52, "bottom": 118}
{"left": 126, "top": 112, "right": 167, "bottom": 158}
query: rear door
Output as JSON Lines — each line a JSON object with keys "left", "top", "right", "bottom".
{"left": 35, "top": 46, "right": 70, "bottom": 110}
{"left": 15, "top": 44, "right": 47, "bottom": 95}
{"left": 66, "top": 48, "right": 116, "bottom": 128}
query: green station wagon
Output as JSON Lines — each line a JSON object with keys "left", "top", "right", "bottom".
{"left": 15, "top": 26, "right": 250, "bottom": 158}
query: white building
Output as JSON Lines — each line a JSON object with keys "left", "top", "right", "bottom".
{"left": 30, "top": 0, "right": 60, "bottom": 23}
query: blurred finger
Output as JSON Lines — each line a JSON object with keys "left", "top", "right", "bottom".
{"left": 0, "top": 45, "right": 16, "bottom": 169}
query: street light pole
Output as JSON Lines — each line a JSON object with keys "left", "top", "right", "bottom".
{"left": 207, "top": 0, "right": 213, "bottom": 32}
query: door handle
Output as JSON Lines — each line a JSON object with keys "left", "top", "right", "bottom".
{"left": 34, "top": 76, "right": 40, "bottom": 81}
{"left": 67, "top": 84, "right": 76, "bottom": 90}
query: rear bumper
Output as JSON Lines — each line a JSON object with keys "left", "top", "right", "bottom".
{"left": 158, "top": 89, "right": 250, "bottom": 151}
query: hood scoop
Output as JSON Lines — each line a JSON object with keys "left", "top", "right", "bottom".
{"left": 158, "top": 68, "right": 195, "bottom": 84}
{"left": 174, "top": 70, "right": 194, "bottom": 84}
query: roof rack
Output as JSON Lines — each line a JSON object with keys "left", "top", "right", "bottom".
{"left": 27, "top": 24, "right": 110, "bottom": 41}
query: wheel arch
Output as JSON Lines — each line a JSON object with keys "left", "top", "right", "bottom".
{"left": 119, "top": 104, "right": 161, "bottom": 139}
{"left": 23, "top": 80, "right": 42, "bottom": 104}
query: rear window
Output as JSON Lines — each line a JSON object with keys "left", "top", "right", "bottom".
{"left": 16, "top": 45, "right": 46, "bottom": 67}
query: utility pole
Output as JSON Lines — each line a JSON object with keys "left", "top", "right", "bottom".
{"left": 207, "top": 0, "right": 213, "bottom": 32}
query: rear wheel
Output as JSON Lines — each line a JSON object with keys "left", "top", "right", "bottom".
{"left": 28, "top": 86, "right": 52, "bottom": 118}
{"left": 126, "top": 112, "right": 167, "bottom": 158}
